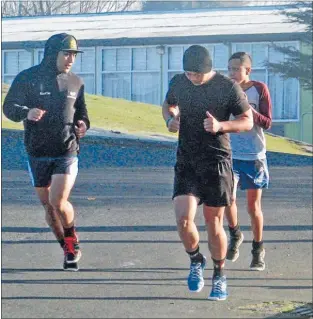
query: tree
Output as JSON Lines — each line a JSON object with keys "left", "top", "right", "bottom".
{"left": 141, "top": 0, "right": 249, "bottom": 11}
{"left": 1, "top": 1, "right": 75, "bottom": 16}
{"left": 1, "top": 1, "right": 138, "bottom": 17}
{"left": 78, "top": 1, "right": 138, "bottom": 13}
{"left": 265, "top": 2, "right": 312, "bottom": 90}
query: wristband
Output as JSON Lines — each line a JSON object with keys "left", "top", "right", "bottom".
{"left": 166, "top": 117, "right": 173, "bottom": 128}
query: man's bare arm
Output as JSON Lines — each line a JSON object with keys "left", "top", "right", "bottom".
{"left": 219, "top": 109, "right": 253, "bottom": 133}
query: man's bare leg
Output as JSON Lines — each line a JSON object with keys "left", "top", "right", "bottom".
{"left": 174, "top": 195, "right": 206, "bottom": 292}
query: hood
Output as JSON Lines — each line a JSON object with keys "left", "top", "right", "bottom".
{"left": 41, "top": 33, "right": 83, "bottom": 73}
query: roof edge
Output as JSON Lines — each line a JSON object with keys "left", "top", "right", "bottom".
{"left": 1, "top": 33, "right": 306, "bottom": 50}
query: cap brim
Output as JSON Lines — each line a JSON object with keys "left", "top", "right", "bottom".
{"left": 62, "top": 49, "right": 84, "bottom": 53}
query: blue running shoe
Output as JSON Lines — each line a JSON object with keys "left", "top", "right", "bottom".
{"left": 208, "top": 275, "right": 228, "bottom": 301}
{"left": 187, "top": 256, "right": 206, "bottom": 292}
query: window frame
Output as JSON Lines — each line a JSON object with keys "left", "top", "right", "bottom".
{"left": 98, "top": 45, "right": 162, "bottom": 104}
{"left": 2, "top": 49, "right": 33, "bottom": 83}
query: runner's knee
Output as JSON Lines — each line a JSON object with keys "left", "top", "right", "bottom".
{"left": 247, "top": 201, "right": 262, "bottom": 216}
{"left": 176, "top": 216, "right": 194, "bottom": 231}
{"left": 49, "top": 197, "right": 67, "bottom": 211}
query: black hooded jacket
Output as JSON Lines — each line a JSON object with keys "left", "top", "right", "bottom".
{"left": 3, "top": 33, "right": 90, "bottom": 158}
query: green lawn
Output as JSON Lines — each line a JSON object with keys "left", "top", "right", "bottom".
{"left": 2, "top": 86, "right": 311, "bottom": 156}
{"left": 1, "top": 92, "right": 176, "bottom": 137}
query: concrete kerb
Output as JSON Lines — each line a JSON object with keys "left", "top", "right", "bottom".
{"left": 1, "top": 128, "right": 177, "bottom": 149}
{"left": 85, "top": 129, "right": 313, "bottom": 166}
{"left": 2, "top": 128, "right": 312, "bottom": 166}
{"left": 84, "top": 128, "right": 177, "bottom": 149}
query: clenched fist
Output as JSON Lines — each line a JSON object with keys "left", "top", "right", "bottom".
{"left": 27, "top": 108, "right": 46, "bottom": 121}
{"left": 203, "top": 111, "right": 221, "bottom": 134}
{"left": 75, "top": 120, "right": 87, "bottom": 138}
{"left": 167, "top": 115, "right": 180, "bottom": 133}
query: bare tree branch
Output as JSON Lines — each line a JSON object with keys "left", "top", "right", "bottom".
{"left": 1, "top": 1, "right": 10, "bottom": 16}
{"left": 2, "top": 0, "right": 137, "bottom": 17}
{"left": 105, "top": 1, "right": 116, "bottom": 12}
{"left": 118, "top": 1, "right": 137, "bottom": 12}
{"left": 265, "top": 2, "right": 312, "bottom": 90}
{"left": 34, "top": 1, "right": 40, "bottom": 15}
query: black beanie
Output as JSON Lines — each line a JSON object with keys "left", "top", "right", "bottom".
{"left": 183, "top": 45, "right": 212, "bottom": 73}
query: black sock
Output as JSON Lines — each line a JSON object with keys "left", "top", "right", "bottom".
{"left": 58, "top": 239, "right": 65, "bottom": 248}
{"left": 252, "top": 240, "right": 264, "bottom": 251}
{"left": 212, "top": 258, "right": 225, "bottom": 277}
{"left": 229, "top": 224, "right": 241, "bottom": 237}
{"left": 64, "top": 225, "right": 75, "bottom": 237}
{"left": 187, "top": 246, "right": 203, "bottom": 263}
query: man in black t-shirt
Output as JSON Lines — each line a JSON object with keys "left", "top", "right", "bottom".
{"left": 162, "top": 45, "right": 253, "bottom": 301}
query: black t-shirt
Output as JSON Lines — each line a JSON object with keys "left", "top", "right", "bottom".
{"left": 165, "top": 72, "right": 250, "bottom": 164}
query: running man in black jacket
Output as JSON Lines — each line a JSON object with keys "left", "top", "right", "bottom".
{"left": 3, "top": 33, "right": 90, "bottom": 271}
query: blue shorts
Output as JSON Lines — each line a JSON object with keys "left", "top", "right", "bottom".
{"left": 27, "top": 156, "right": 78, "bottom": 188}
{"left": 232, "top": 158, "right": 269, "bottom": 190}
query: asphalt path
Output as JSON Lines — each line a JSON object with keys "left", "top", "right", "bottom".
{"left": 1, "top": 130, "right": 312, "bottom": 318}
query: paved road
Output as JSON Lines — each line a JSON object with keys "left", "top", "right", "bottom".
{"left": 1, "top": 131, "right": 312, "bottom": 318}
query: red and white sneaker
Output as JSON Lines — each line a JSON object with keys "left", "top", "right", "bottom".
{"left": 63, "top": 236, "right": 82, "bottom": 264}
{"left": 73, "top": 231, "right": 80, "bottom": 252}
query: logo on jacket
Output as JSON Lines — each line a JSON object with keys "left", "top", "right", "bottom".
{"left": 67, "top": 91, "right": 77, "bottom": 100}
{"left": 39, "top": 84, "right": 50, "bottom": 95}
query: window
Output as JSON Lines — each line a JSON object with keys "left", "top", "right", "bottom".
{"left": 132, "top": 72, "right": 159, "bottom": 105}
{"left": 213, "top": 44, "right": 229, "bottom": 69}
{"left": 168, "top": 47, "right": 183, "bottom": 70}
{"left": 132, "top": 48, "right": 146, "bottom": 70}
{"left": 38, "top": 50, "right": 44, "bottom": 63}
{"left": 102, "top": 48, "right": 131, "bottom": 100}
{"left": 102, "top": 73, "right": 131, "bottom": 100}
{"left": 35, "top": 49, "right": 44, "bottom": 64}
{"left": 269, "top": 74, "right": 298, "bottom": 120}
{"left": 2, "top": 50, "right": 32, "bottom": 85}
{"left": 101, "top": 47, "right": 161, "bottom": 105}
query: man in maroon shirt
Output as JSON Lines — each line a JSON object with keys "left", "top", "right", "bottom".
{"left": 225, "top": 51, "right": 272, "bottom": 271}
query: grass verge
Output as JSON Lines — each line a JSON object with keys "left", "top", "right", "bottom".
{"left": 2, "top": 87, "right": 311, "bottom": 156}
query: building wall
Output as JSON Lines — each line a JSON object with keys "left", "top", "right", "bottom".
{"left": 284, "top": 42, "right": 312, "bottom": 144}
{"left": 2, "top": 39, "right": 305, "bottom": 140}
{"left": 284, "top": 88, "right": 312, "bottom": 144}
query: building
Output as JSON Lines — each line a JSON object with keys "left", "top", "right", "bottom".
{"left": 2, "top": 5, "right": 312, "bottom": 143}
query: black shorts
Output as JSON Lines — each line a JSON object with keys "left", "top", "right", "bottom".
{"left": 173, "top": 160, "right": 234, "bottom": 207}
{"left": 27, "top": 156, "right": 78, "bottom": 187}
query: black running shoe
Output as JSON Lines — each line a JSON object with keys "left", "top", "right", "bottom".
{"left": 226, "top": 231, "right": 244, "bottom": 262}
{"left": 250, "top": 248, "right": 265, "bottom": 271}
{"left": 63, "top": 260, "right": 79, "bottom": 272}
